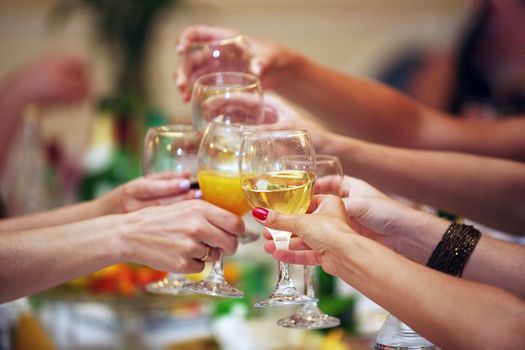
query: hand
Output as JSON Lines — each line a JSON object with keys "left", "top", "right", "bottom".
{"left": 10, "top": 55, "right": 90, "bottom": 107}
{"left": 255, "top": 194, "right": 356, "bottom": 276}
{"left": 255, "top": 94, "right": 334, "bottom": 151}
{"left": 122, "top": 200, "right": 245, "bottom": 273}
{"left": 175, "top": 25, "right": 298, "bottom": 100}
{"left": 315, "top": 174, "right": 388, "bottom": 198}
{"left": 97, "top": 172, "right": 201, "bottom": 215}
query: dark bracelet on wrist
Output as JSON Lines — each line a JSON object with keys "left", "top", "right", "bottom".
{"left": 426, "top": 223, "right": 481, "bottom": 277}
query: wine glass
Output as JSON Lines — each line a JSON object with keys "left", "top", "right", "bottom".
{"left": 277, "top": 155, "right": 343, "bottom": 328}
{"left": 187, "top": 122, "right": 250, "bottom": 298}
{"left": 142, "top": 124, "right": 202, "bottom": 295}
{"left": 182, "top": 34, "right": 252, "bottom": 93}
{"left": 191, "top": 72, "right": 263, "bottom": 132}
{"left": 239, "top": 129, "right": 318, "bottom": 307}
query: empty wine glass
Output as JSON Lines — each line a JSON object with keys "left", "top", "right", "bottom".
{"left": 240, "top": 129, "right": 318, "bottom": 307}
{"left": 143, "top": 124, "right": 202, "bottom": 295}
{"left": 191, "top": 72, "right": 263, "bottom": 132}
{"left": 181, "top": 34, "right": 252, "bottom": 93}
{"left": 277, "top": 155, "right": 343, "bottom": 328}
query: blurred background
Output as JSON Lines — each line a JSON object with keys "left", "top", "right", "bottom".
{"left": 0, "top": 0, "right": 472, "bottom": 349}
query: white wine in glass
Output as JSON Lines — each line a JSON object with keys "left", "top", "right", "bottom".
{"left": 277, "top": 155, "right": 343, "bottom": 329}
{"left": 240, "top": 129, "right": 318, "bottom": 307}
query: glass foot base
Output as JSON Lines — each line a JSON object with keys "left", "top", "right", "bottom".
{"left": 254, "top": 290, "right": 317, "bottom": 308}
{"left": 186, "top": 280, "right": 244, "bottom": 298}
{"left": 277, "top": 305, "right": 340, "bottom": 329}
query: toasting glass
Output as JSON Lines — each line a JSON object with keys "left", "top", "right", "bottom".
{"left": 143, "top": 124, "right": 202, "bottom": 295}
{"left": 277, "top": 155, "right": 343, "bottom": 328}
{"left": 239, "top": 129, "right": 318, "bottom": 307}
{"left": 191, "top": 72, "right": 263, "bottom": 132}
{"left": 187, "top": 122, "right": 250, "bottom": 298}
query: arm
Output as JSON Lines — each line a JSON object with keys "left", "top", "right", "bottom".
{"left": 176, "top": 26, "right": 525, "bottom": 161}
{"left": 0, "top": 174, "right": 199, "bottom": 231}
{"left": 339, "top": 191, "right": 525, "bottom": 298}
{"left": 272, "top": 53, "right": 525, "bottom": 161}
{"left": 324, "top": 136, "right": 525, "bottom": 234}
{"left": 0, "top": 56, "right": 89, "bottom": 170}
{"left": 0, "top": 200, "right": 244, "bottom": 303}
{"left": 255, "top": 196, "right": 525, "bottom": 349}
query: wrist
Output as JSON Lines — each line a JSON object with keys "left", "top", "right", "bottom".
{"left": 398, "top": 211, "right": 450, "bottom": 264}
{"left": 111, "top": 212, "right": 139, "bottom": 263}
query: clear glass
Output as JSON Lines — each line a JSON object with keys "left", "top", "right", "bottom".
{"left": 191, "top": 72, "right": 263, "bottom": 132}
{"left": 277, "top": 155, "right": 343, "bottom": 328}
{"left": 182, "top": 35, "right": 252, "bottom": 92}
{"left": 142, "top": 124, "right": 202, "bottom": 295}
{"left": 374, "top": 315, "right": 438, "bottom": 350}
{"left": 187, "top": 123, "right": 249, "bottom": 298}
{"left": 239, "top": 129, "right": 318, "bottom": 307}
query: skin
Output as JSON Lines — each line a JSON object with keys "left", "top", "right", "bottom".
{"left": 176, "top": 26, "right": 525, "bottom": 162}
{"left": 0, "top": 55, "right": 90, "bottom": 171}
{"left": 0, "top": 200, "right": 244, "bottom": 303}
{"left": 0, "top": 172, "right": 200, "bottom": 232}
{"left": 253, "top": 195, "right": 525, "bottom": 349}
{"left": 268, "top": 176, "right": 525, "bottom": 298}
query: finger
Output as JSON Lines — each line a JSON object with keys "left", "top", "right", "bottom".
{"left": 146, "top": 171, "right": 191, "bottom": 180}
{"left": 264, "top": 238, "right": 310, "bottom": 254}
{"left": 199, "top": 224, "right": 239, "bottom": 255}
{"left": 252, "top": 207, "right": 300, "bottom": 233}
{"left": 138, "top": 190, "right": 203, "bottom": 208}
{"left": 192, "top": 244, "right": 220, "bottom": 263}
{"left": 273, "top": 250, "right": 320, "bottom": 266}
{"left": 129, "top": 178, "right": 192, "bottom": 199}
{"left": 176, "top": 258, "right": 205, "bottom": 274}
{"left": 177, "top": 26, "right": 237, "bottom": 52}
{"left": 202, "top": 202, "right": 245, "bottom": 238}
{"left": 314, "top": 175, "right": 345, "bottom": 196}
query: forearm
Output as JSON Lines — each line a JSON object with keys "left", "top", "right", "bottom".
{"left": 0, "top": 215, "right": 124, "bottom": 303}
{"left": 273, "top": 54, "right": 525, "bottom": 160}
{"left": 399, "top": 213, "right": 525, "bottom": 297}
{"left": 332, "top": 234, "right": 525, "bottom": 349}
{"left": 326, "top": 135, "right": 525, "bottom": 234}
{"left": 0, "top": 199, "right": 107, "bottom": 231}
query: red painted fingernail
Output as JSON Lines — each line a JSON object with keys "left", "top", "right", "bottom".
{"left": 252, "top": 207, "right": 269, "bottom": 221}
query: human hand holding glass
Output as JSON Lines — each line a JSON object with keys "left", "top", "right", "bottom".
{"left": 142, "top": 124, "right": 203, "bottom": 295}
{"left": 176, "top": 29, "right": 253, "bottom": 101}
{"left": 188, "top": 122, "right": 250, "bottom": 298}
{"left": 239, "top": 129, "right": 317, "bottom": 307}
{"left": 277, "top": 155, "right": 343, "bottom": 328}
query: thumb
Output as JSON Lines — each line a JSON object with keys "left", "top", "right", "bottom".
{"left": 252, "top": 207, "right": 302, "bottom": 234}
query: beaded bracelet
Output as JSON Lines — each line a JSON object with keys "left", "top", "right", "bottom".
{"left": 426, "top": 223, "right": 481, "bottom": 277}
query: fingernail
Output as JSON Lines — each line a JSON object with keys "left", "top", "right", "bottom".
{"left": 252, "top": 207, "right": 269, "bottom": 221}
{"left": 194, "top": 190, "right": 202, "bottom": 199}
{"left": 179, "top": 179, "right": 191, "bottom": 190}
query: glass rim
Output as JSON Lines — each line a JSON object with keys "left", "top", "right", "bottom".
{"left": 193, "top": 71, "right": 260, "bottom": 90}
{"left": 185, "top": 34, "right": 244, "bottom": 49}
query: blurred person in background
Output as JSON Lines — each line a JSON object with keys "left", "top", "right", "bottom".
{"left": 0, "top": 55, "right": 90, "bottom": 173}
{"left": 176, "top": 0, "right": 525, "bottom": 162}
{"left": 254, "top": 194, "right": 525, "bottom": 349}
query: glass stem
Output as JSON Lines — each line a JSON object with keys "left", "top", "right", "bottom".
{"left": 277, "top": 261, "right": 293, "bottom": 288}
{"left": 206, "top": 250, "right": 225, "bottom": 283}
{"left": 304, "top": 266, "right": 317, "bottom": 299}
